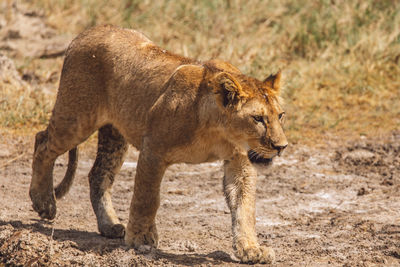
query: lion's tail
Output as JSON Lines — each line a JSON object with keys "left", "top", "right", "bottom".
{"left": 54, "top": 147, "right": 78, "bottom": 199}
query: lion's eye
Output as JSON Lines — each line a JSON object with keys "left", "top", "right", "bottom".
{"left": 278, "top": 112, "right": 285, "bottom": 122}
{"left": 252, "top": 115, "right": 264, "bottom": 123}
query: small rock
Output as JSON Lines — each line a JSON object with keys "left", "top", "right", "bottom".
{"left": 137, "top": 245, "right": 152, "bottom": 254}
{"left": 0, "top": 147, "right": 11, "bottom": 158}
{"left": 357, "top": 187, "right": 368, "bottom": 196}
{"left": 343, "top": 149, "right": 375, "bottom": 165}
{"left": 184, "top": 240, "right": 198, "bottom": 252}
{"left": 381, "top": 179, "right": 393, "bottom": 186}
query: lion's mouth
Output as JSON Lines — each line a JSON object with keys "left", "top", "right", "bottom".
{"left": 247, "top": 150, "right": 274, "bottom": 165}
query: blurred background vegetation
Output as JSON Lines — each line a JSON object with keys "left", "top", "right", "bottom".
{"left": 1, "top": 0, "right": 399, "bottom": 143}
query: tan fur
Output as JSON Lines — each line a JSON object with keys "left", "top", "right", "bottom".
{"left": 30, "top": 25, "right": 287, "bottom": 264}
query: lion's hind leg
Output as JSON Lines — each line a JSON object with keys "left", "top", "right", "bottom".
{"left": 31, "top": 120, "right": 93, "bottom": 219}
{"left": 89, "top": 124, "right": 128, "bottom": 238}
{"left": 30, "top": 97, "right": 102, "bottom": 219}
{"left": 30, "top": 129, "right": 59, "bottom": 219}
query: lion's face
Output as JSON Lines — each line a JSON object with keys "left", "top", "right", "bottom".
{"left": 211, "top": 70, "right": 288, "bottom": 163}
{"left": 240, "top": 96, "right": 287, "bottom": 164}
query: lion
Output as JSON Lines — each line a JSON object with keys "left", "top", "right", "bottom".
{"left": 30, "top": 25, "right": 287, "bottom": 264}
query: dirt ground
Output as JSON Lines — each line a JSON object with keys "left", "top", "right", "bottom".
{"left": 0, "top": 132, "right": 399, "bottom": 266}
{"left": 1, "top": 3, "right": 400, "bottom": 267}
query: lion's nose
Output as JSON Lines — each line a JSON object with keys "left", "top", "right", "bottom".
{"left": 272, "top": 143, "right": 287, "bottom": 156}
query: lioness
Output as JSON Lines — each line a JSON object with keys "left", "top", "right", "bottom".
{"left": 30, "top": 25, "right": 287, "bottom": 264}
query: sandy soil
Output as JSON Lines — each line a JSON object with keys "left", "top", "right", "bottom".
{"left": 0, "top": 132, "right": 399, "bottom": 266}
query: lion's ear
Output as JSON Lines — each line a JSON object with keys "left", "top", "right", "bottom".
{"left": 263, "top": 70, "right": 281, "bottom": 95}
{"left": 212, "top": 72, "right": 248, "bottom": 109}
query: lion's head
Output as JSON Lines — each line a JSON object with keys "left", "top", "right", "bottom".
{"left": 205, "top": 62, "right": 288, "bottom": 164}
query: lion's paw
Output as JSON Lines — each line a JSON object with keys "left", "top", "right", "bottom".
{"left": 100, "top": 223, "right": 125, "bottom": 238}
{"left": 125, "top": 224, "right": 158, "bottom": 252}
{"left": 234, "top": 242, "right": 275, "bottom": 264}
{"left": 29, "top": 189, "right": 57, "bottom": 220}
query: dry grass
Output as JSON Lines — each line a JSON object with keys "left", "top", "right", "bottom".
{"left": 1, "top": 0, "right": 400, "bottom": 142}
{"left": 0, "top": 57, "right": 62, "bottom": 135}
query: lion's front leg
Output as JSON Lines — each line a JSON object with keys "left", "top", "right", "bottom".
{"left": 125, "top": 149, "right": 166, "bottom": 251}
{"left": 223, "top": 154, "right": 275, "bottom": 264}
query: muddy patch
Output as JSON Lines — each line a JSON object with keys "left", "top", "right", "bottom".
{"left": 334, "top": 132, "right": 400, "bottom": 181}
